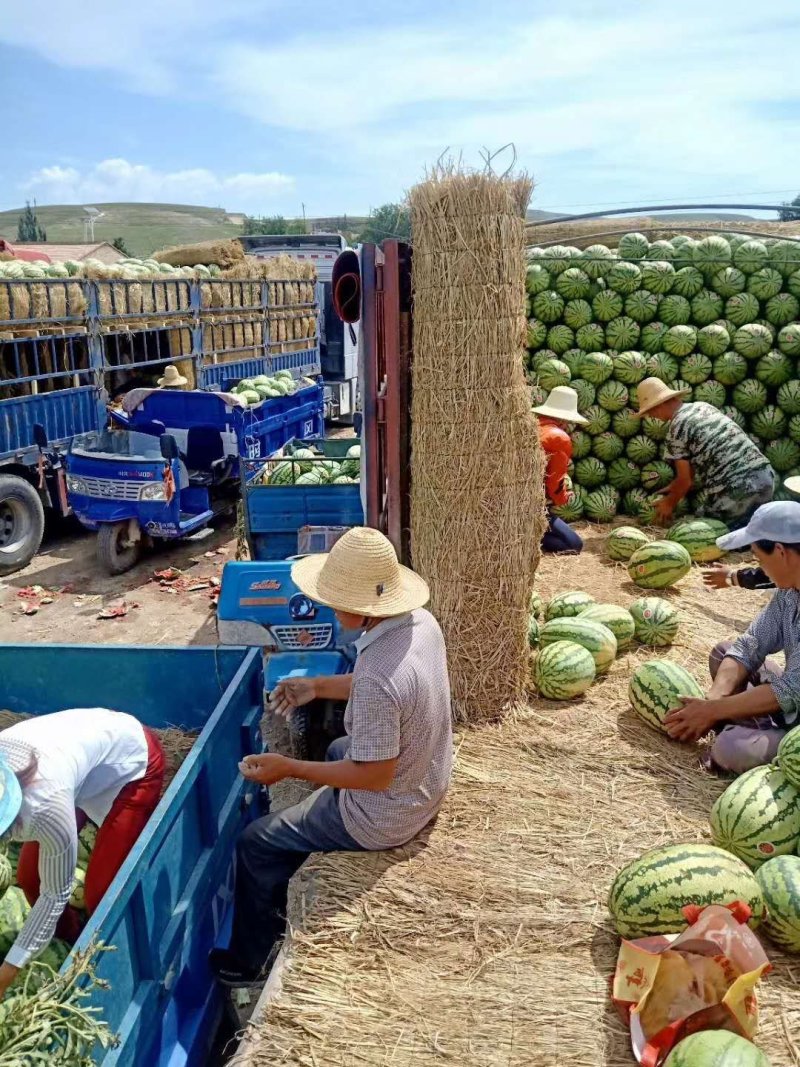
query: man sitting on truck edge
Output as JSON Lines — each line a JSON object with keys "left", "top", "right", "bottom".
{"left": 209, "top": 527, "right": 453, "bottom": 983}
{"left": 663, "top": 502, "right": 800, "bottom": 776}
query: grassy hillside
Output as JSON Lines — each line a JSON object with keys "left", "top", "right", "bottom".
{"left": 0, "top": 203, "right": 242, "bottom": 258}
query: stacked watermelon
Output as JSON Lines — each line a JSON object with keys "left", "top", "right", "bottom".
{"left": 528, "top": 231, "right": 800, "bottom": 523}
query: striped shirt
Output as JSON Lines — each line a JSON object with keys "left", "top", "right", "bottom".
{"left": 339, "top": 610, "right": 453, "bottom": 850}
{"left": 0, "top": 709, "right": 148, "bottom": 968}
{"left": 727, "top": 589, "right": 800, "bottom": 729}
{"left": 665, "top": 402, "right": 773, "bottom": 510}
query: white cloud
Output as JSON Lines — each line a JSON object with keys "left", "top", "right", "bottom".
{"left": 22, "top": 158, "right": 294, "bottom": 207}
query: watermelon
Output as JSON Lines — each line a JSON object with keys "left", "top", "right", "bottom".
{"left": 778, "top": 324, "right": 800, "bottom": 356}
{"left": 592, "top": 288, "right": 624, "bottom": 322}
{"left": 711, "top": 265, "right": 746, "bottom": 297}
{"left": 750, "top": 405, "right": 787, "bottom": 442}
{"left": 295, "top": 469, "right": 326, "bottom": 486}
{"left": 626, "top": 434, "right": 658, "bottom": 465}
{"left": 555, "top": 266, "right": 592, "bottom": 300}
{"left": 754, "top": 318, "right": 778, "bottom": 342}
{"left": 571, "top": 378, "right": 597, "bottom": 410}
{"left": 525, "top": 265, "right": 551, "bottom": 295}
{"left": 584, "top": 485, "right": 620, "bottom": 522}
{"left": 680, "top": 352, "right": 713, "bottom": 384}
{"left": 625, "top": 288, "right": 661, "bottom": 323}
{"left": 777, "top": 728, "right": 800, "bottom": 790}
{"left": 672, "top": 237, "right": 698, "bottom": 269}
{"left": 608, "top": 458, "right": 643, "bottom": 491}
{"left": 540, "top": 245, "right": 579, "bottom": 275}
{"left": 534, "top": 640, "right": 596, "bottom": 699}
{"left": 644, "top": 240, "right": 676, "bottom": 262}
{"left": 696, "top": 323, "right": 730, "bottom": 357}
{"left": 596, "top": 380, "right": 629, "bottom": 413}
{"left": 693, "top": 235, "right": 732, "bottom": 275}
{"left": 581, "top": 603, "right": 636, "bottom": 650}
{"left": 571, "top": 430, "right": 592, "bottom": 459}
{"left": 640, "top": 321, "right": 669, "bottom": 353}
{"left": 341, "top": 444, "right": 361, "bottom": 479}
{"left": 621, "top": 487, "right": 654, "bottom": 520}
{"left": 640, "top": 260, "right": 675, "bottom": 295}
{"left": 789, "top": 269, "right": 800, "bottom": 298}
{"left": 0, "top": 853, "right": 11, "bottom": 895}
{"left": 691, "top": 288, "right": 725, "bottom": 325}
{"left": 563, "top": 299, "right": 593, "bottom": 330}
{"left": 756, "top": 349, "right": 794, "bottom": 387}
{"left": 713, "top": 350, "right": 748, "bottom": 385}
{"left": 642, "top": 415, "right": 668, "bottom": 441}
{"left": 664, "top": 1032, "right": 771, "bottom": 1067}
{"left": 608, "top": 842, "right": 764, "bottom": 939}
{"left": 607, "top": 260, "right": 642, "bottom": 295}
{"left": 721, "top": 405, "right": 748, "bottom": 430}
{"left": 659, "top": 294, "right": 692, "bottom": 326}
{"left": 766, "top": 438, "right": 800, "bottom": 473}
{"left": 581, "top": 244, "right": 616, "bottom": 279}
{"left": 663, "top": 324, "right": 697, "bottom": 358}
{"left": 672, "top": 266, "right": 705, "bottom": 298}
{"left": 726, "top": 291, "right": 761, "bottom": 326}
{"left": 605, "top": 316, "right": 640, "bottom": 351}
{"left": 640, "top": 460, "right": 674, "bottom": 491}
{"left": 612, "top": 350, "right": 647, "bottom": 384}
{"left": 617, "top": 232, "right": 650, "bottom": 261}
{"left": 532, "top": 290, "right": 565, "bottom": 323}
{"left": 666, "top": 518, "right": 729, "bottom": 562}
{"left": 646, "top": 351, "right": 679, "bottom": 382}
{"left": 0, "top": 887, "right": 31, "bottom": 958}
{"left": 580, "top": 351, "right": 614, "bottom": 385}
{"left": 710, "top": 765, "right": 800, "bottom": 869}
{"left": 627, "top": 541, "right": 692, "bottom": 589}
{"left": 692, "top": 380, "right": 726, "bottom": 408}
{"left": 629, "top": 660, "right": 704, "bottom": 732}
{"left": 267, "top": 460, "right": 297, "bottom": 485}
{"left": 551, "top": 482, "right": 585, "bottom": 522}
{"left": 732, "top": 379, "right": 769, "bottom": 414}
{"left": 583, "top": 405, "right": 612, "bottom": 436}
{"left": 537, "top": 359, "right": 571, "bottom": 391}
{"left": 575, "top": 322, "right": 606, "bottom": 352}
{"left": 734, "top": 239, "right": 769, "bottom": 275}
{"left": 545, "top": 590, "right": 595, "bottom": 621}
{"left": 607, "top": 526, "right": 650, "bottom": 561}
{"left": 629, "top": 597, "right": 679, "bottom": 646}
{"left": 612, "top": 408, "right": 641, "bottom": 439}
{"left": 526, "top": 318, "right": 548, "bottom": 349}
{"left": 772, "top": 239, "right": 800, "bottom": 278}
{"left": 546, "top": 324, "right": 575, "bottom": 355}
{"left": 527, "top": 615, "right": 540, "bottom": 649}
{"left": 574, "top": 457, "right": 608, "bottom": 492}
{"left": 559, "top": 348, "right": 585, "bottom": 376}
{"left": 789, "top": 415, "right": 800, "bottom": 444}
{"left": 540, "top": 616, "right": 617, "bottom": 673}
{"left": 529, "top": 591, "right": 544, "bottom": 620}
{"left": 592, "top": 431, "right": 625, "bottom": 462}
{"left": 756, "top": 855, "right": 800, "bottom": 953}
{"left": 766, "top": 291, "right": 800, "bottom": 327}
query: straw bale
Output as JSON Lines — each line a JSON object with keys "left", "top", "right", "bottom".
{"left": 0, "top": 282, "right": 31, "bottom": 322}
{"left": 153, "top": 239, "right": 245, "bottom": 269}
{"left": 409, "top": 164, "right": 546, "bottom": 725}
{"left": 239, "top": 529, "right": 797, "bottom": 1067}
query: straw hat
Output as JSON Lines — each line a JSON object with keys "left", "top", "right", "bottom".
{"left": 636, "top": 377, "right": 690, "bottom": 417}
{"left": 784, "top": 475, "right": 800, "bottom": 496}
{"left": 158, "top": 365, "right": 188, "bottom": 388}
{"left": 291, "top": 527, "right": 430, "bottom": 617}
{"left": 531, "top": 386, "right": 588, "bottom": 425}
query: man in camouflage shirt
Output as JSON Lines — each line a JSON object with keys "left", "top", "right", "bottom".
{"left": 635, "top": 378, "right": 774, "bottom": 527}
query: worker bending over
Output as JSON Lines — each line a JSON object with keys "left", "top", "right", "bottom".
{"left": 532, "top": 386, "right": 586, "bottom": 555}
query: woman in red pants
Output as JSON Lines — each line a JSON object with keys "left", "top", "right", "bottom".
{"left": 0, "top": 707, "right": 165, "bottom": 999}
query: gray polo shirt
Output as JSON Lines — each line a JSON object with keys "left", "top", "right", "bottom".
{"left": 339, "top": 609, "right": 453, "bottom": 850}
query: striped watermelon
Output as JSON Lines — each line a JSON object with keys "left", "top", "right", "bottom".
{"left": 789, "top": 269, "right": 800, "bottom": 298}
{"left": 618, "top": 232, "right": 650, "bottom": 261}
{"left": 734, "top": 324, "right": 773, "bottom": 359}
{"left": 0, "top": 887, "right": 31, "bottom": 958}
{"left": 681, "top": 352, "right": 713, "bottom": 385}
{"left": 755, "top": 350, "right": 794, "bottom": 387}
{"left": 659, "top": 294, "right": 692, "bottom": 326}
{"left": 607, "top": 260, "right": 642, "bottom": 294}
{"left": 733, "top": 239, "right": 769, "bottom": 275}
{"left": 640, "top": 460, "right": 674, "bottom": 491}
{"left": 625, "top": 288, "right": 660, "bottom": 323}
{"left": 545, "top": 590, "right": 595, "bottom": 621}
{"left": 583, "top": 405, "right": 612, "bottom": 436}
{"left": 571, "top": 378, "right": 597, "bottom": 410}
{"left": 592, "top": 288, "right": 624, "bottom": 322}
{"left": 608, "top": 458, "right": 642, "bottom": 491}
{"left": 629, "top": 660, "right": 703, "bottom": 732}
{"left": 574, "top": 456, "right": 607, "bottom": 488}
{"left": 584, "top": 485, "right": 620, "bottom": 522}
{"left": 612, "top": 350, "right": 647, "bottom": 384}
{"left": 612, "top": 408, "right": 641, "bottom": 439}
{"left": 644, "top": 240, "right": 676, "bottom": 262}
{"left": 525, "top": 265, "right": 551, "bottom": 295}
{"left": 672, "top": 266, "right": 705, "bottom": 298}
{"left": 667, "top": 518, "right": 729, "bottom": 562}
{"left": 537, "top": 359, "right": 571, "bottom": 391}
{"left": 563, "top": 299, "right": 593, "bottom": 330}
{"left": 581, "top": 244, "right": 616, "bottom": 279}
{"left": 529, "top": 590, "right": 544, "bottom": 619}
{"left": 766, "top": 292, "right": 800, "bottom": 327}
{"left": 751, "top": 405, "right": 787, "bottom": 442}
{"left": 532, "top": 290, "right": 565, "bottom": 323}
{"left": 540, "top": 245, "right": 579, "bottom": 275}
{"left": 530, "top": 348, "right": 559, "bottom": 372}
{"left": 713, "top": 350, "right": 748, "bottom": 385}
{"left": 765, "top": 438, "right": 800, "bottom": 473}
{"left": 640, "top": 260, "right": 676, "bottom": 294}
{"left": 646, "top": 351, "right": 679, "bottom": 383}
{"left": 551, "top": 483, "right": 585, "bottom": 522}
{"left": 628, "top": 541, "right": 692, "bottom": 589}
{"left": 626, "top": 434, "right": 659, "bottom": 465}
{"left": 772, "top": 238, "right": 800, "bottom": 278}
{"left": 663, "top": 324, "right": 697, "bottom": 357}
{"left": 642, "top": 415, "right": 669, "bottom": 441}
{"left": 592, "top": 431, "right": 624, "bottom": 462}
{"left": 777, "top": 728, "right": 800, "bottom": 790}
{"left": 721, "top": 405, "right": 748, "bottom": 430}
{"left": 555, "top": 266, "right": 592, "bottom": 300}
{"left": 697, "top": 323, "right": 730, "bottom": 356}
{"left": 641, "top": 321, "right": 669, "bottom": 353}
{"left": 690, "top": 288, "right": 725, "bottom": 325}
{"left": 789, "top": 415, "right": 800, "bottom": 444}
{"left": 777, "top": 381, "right": 800, "bottom": 415}
{"left": 711, "top": 264, "right": 746, "bottom": 297}
{"left": 581, "top": 603, "right": 636, "bottom": 649}
{"left": 576, "top": 322, "right": 606, "bottom": 352}
{"left": 664, "top": 1032, "right": 771, "bottom": 1067}
{"left": 559, "top": 347, "right": 585, "bottom": 376}
{"left": 596, "top": 380, "right": 629, "bottom": 412}
{"left": 692, "top": 380, "right": 726, "bottom": 408}
{"left": 605, "top": 315, "right": 640, "bottom": 351}
{"left": 607, "top": 526, "right": 650, "bottom": 561}
{"left": 608, "top": 842, "right": 764, "bottom": 939}
{"left": 710, "top": 765, "right": 800, "bottom": 869}
{"left": 629, "top": 597, "right": 680, "bottom": 646}
{"left": 534, "top": 640, "right": 596, "bottom": 699}
{"left": 527, "top": 615, "right": 540, "bottom": 649}
{"left": 526, "top": 318, "right": 548, "bottom": 349}
{"left": 749, "top": 268, "right": 784, "bottom": 300}
{"left": 726, "top": 291, "right": 760, "bottom": 326}
{"left": 571, "top": 430, "right": 592, "bottom": 459}
{"left": 580, "top": 351, "right": 614, "bottom": 385}
{"left": 732, "top": 379, "right": 768, "bottom": 414}
{"left": 756, "top": 855, "right": 800, "bottom": 953}
{"left": 546, "top": 324, "right": 575, "bottom": 355}
{"left": 778, "top": 324, "right": 800, "bottom": 356}
{"left": 540, "top": 617, "right": 617, "bottom": 674}
{"left": 693, "top": 234, "right": 732, "bottom": 274}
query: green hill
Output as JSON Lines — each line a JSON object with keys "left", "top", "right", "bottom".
{"left": 0, "top": 203, "right": 243, "bottom": 258}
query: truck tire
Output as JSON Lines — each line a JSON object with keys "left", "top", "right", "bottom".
{"left": 97, "top": 522, "right": 142, "bottom": 575}
{"left": 0, "top": 474, "right": 45, "bottom": 576}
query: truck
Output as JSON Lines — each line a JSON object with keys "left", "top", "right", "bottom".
{"left": 0, "top": 269, "right": 322, "bottom": 575}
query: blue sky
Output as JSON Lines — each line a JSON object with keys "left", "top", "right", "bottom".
{"left": 1, "top": 0, "right": 799, "bottom": 218}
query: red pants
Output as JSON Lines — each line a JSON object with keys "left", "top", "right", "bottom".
{"left": 17, "top": 727, "right": 165, "bottom": 943}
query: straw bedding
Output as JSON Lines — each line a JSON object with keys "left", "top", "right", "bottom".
{"left": 409, "top": 165, "right": 547, "bottom": 725}
{"left": 239, "top": 526, "right": 798, "bottom": 1067}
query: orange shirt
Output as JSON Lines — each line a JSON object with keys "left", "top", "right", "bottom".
{"left": 538, "top": 417, "right": 573, "bottom": 506}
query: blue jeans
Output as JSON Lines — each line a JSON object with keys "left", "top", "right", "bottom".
{"left": 229, "top": 737, "right": 363, "bottom": 970}
{"left": 541, "top": 513, "right": 583, "bottom": 554}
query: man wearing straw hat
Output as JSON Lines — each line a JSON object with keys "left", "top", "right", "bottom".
{"left": 531, "top": 385, "right": 587, "bottom": 554}
{"left": 664, "top": 500, "right": 800, "bottom": 776}
{"left": 209, "top": 527, "right": 453, "bottom": 984}
{"left": 635, "top": 378, "right": 774, "bottom": 527}
{"left": 157, "top": 365, "right": 189, "bottom": 389}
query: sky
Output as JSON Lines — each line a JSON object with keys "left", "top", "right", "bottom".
{"left": 1, "top": 0, "right": 799, "bottom": 219}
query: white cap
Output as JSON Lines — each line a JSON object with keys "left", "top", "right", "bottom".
{"left": 717, "top": 501, "right": 800, "bottom": 551}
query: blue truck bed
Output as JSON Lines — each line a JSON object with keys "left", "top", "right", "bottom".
{"left": 0, "top": 643, "right": 265, "bottom": 1067}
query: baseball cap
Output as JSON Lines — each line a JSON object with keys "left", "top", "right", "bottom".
{"left": 717, "top": 501, "right": 800, "bottom": 552}
{"left": 0, "top": 754, "right": 22, "bottom": 836}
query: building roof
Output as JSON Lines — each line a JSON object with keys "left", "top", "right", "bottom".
{"left": 0, "top": 240, "right": 125, "bottom": 263}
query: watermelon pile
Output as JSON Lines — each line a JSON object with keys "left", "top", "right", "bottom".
{"left": 528, "top": 231, "right": 800, "bottom": 523}
{"left": 230, "top": 370, "right": 306, "bottom": 406}
{"left": 256, "top": 443, "right": 361, "bottom": 487}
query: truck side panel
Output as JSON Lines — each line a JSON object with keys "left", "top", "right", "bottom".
{"left": 0, "top": 387, "right": 103, "bottom": 460}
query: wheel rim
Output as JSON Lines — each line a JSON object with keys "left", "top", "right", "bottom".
{"left": 0, "top": 499, "right": 33, "bottom": 556}
{"left": 112, "top": 525, "right": 137, "bottom": 559}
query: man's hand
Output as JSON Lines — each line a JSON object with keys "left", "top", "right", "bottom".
{"left": 703, "top": 565, "right": 732, "bottom": 590}
{"left": 0, "top": 961, "right": 19, "bottom": 1001}
{"left": 654, "top": 495, "right": 674, "bottom": 525}
{"left": 269, "top": 677, "right": 317, "bottom": 718}
{"left": 238, "top": 752, "right": 293, "bottom": 786}
{"left": 663, "top": 696, "right": 721, "bottom": 742}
